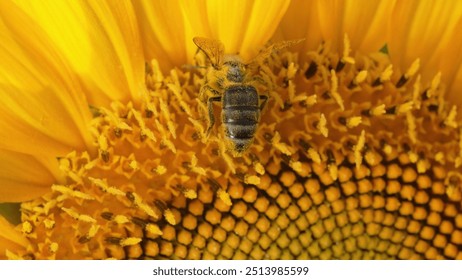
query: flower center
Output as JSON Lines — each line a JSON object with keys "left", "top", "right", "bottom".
{"left": 13, "top": 37, "right": 462, "bottom": 260}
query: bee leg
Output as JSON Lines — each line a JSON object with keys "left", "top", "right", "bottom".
{"left": 259, "top": 95, "right": 268, "bottom": 111}
{"left": 206, "top": 96, "right": 222, "bottom": 136}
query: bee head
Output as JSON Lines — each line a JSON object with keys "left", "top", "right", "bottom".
{"left": 223, "top": 55, "right": 246, "bottom": 82}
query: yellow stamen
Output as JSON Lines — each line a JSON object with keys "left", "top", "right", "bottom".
{"left": 354, "top": 130, "right": 366, "bottom": 169}
{"left": 61, "top": 207, "right": 96, "bottom": 223}
{"left": 330, "top": 70, "right": 344, "bottom": 111}
{"left": 444, "top": 106, "right": 458, "bottom": 128}
{"left": 346, "top": 116, "right": 362, "bottom": 128}
{"left": 317, "top": 114, "right": 328, "bottom": 137}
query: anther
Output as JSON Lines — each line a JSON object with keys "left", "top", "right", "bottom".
{"left": 175, "top": 185, "right": 197, "bottom": 199}
{"left": 395, "top": 76, "right": 408, "bottom": 88}
{"left": 101, "top": 212, "right": 114, "bottom": 221}
{"left": 379, "top": 64, "right": 393, "bottom": 83}
{"left": 346, "top": 116, "right": 362, "bottom": 128}
{"left": 304, "top": 61, "right": 318, "bottom": 79}
{"left": 385, "top": 106, "right": 397, "bottom": 115}
{"left": 154, "top": 200, "right": 176, "bottom": 225}
{"left": 354, "top": 130, "right": 366, "bottom": 169}
{"left": 114, "top": 127, "right": 123, "bottom": 138}
{"left": 348, "top": 70, "right": 367, "bottom": 89}
{"left": 98, "top": 135, "right": 110, "bottom": 162}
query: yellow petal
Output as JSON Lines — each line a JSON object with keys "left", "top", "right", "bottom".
{"left": 0, "top": 150, "right": 59, "bottom": 203}
{"left": 4, "top": 0, "right": 145, "bottom": 107}
{"left": 134, "top": 0, "right": 189, "bottom": 71}
{"left": 135, "top": 0, "right": 290, "bottom": 71}
{"left": 388, "top": 0, "right": 462, "bottom": 94}
{"left": 187, "top": 0, "right": 290, "bottom": 62}
{"left": 0, "top": 203, "right": 20, "bottom": 224}
{"left": 0, "top": 3, "right": 97, "bottom": 202}
{"left": 273, "top": 0, "right": 322, "bottom": 52}
{"left": 0, "top": 215, "right": 29, "bottom": 259}
{"left": 0, "top": 84, "right": 90, "bottom": 157}
{"left": 0, "top": 5, "right": 94, "bottom": 152}
{"left": 448, "top": 63, "right": 462, "bottom": 110}
{"left": 277, "top": 0, "right": 392, "bottom": 54}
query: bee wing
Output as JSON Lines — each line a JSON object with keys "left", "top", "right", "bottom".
{"left": 193, "top": 37, "right": 225, "bottom": 68}
{"left": 248, "top": 38, "right": 305, "bottom": 67}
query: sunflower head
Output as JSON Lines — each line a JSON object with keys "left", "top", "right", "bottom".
{"left": 1, "top": 0, "right": 462, "bottom": 260}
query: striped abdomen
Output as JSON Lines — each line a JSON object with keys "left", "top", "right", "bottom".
{"left": 222, "top": 85, "right": 260, "bottom": 153}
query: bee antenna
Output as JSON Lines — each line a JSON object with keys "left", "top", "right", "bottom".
{"left": 182, "top": 64, "right": 207, "bottom": 70}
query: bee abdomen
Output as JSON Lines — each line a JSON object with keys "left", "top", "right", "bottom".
{"left": 223, "top": 122, "right": 258, "bottom": 139}
{"left": 222, "top": 85, "right": 260, "bottom": 152}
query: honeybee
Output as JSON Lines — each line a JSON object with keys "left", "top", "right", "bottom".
{"left": 193, "top": 37, "right": 303, "bottom": 155}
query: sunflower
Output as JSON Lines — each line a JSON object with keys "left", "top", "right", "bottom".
{"left": 1, "top": 0, "right": 461, "bottom": 260}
